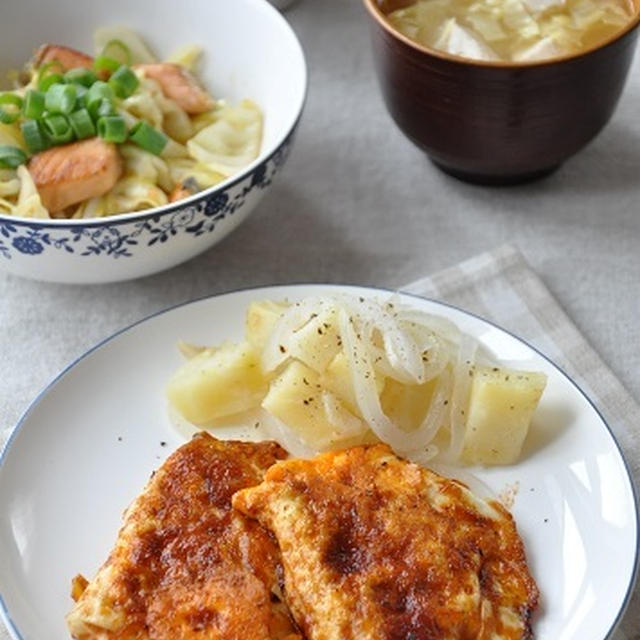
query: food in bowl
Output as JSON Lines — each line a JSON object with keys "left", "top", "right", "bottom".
{"left": 67, "top": 433, "right": 539, "bottom": 639}
{"left": 0, "top": 27, "right": 262, "bottom": 219}
{"left": 363, "top": 0, "right": 640, "bottom": 183}
{"left": 167, "top": 293, "right": 547, "bottom": 465}
{"left": 387, "top": 0, "right": 634, "bottom": 61}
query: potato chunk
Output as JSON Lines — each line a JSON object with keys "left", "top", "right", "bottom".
{"left": 167, "top": 341, "right": 269, "bottom": 424}
{"left": 462, "top": 366, "right": 547, "bottom": 465}
{"left": 380, "top": 376, "right": 439, "bottom": 432}
{"left": 262, "top": 361, "right": 365, "bottom": 449}
{"left": 287, "top": 307, "right": 342, "bottom": 373}
{"left": 245, "top": 300, "right": 289, "bottom": 349}
{"left": 322, "top": 352, "right": 384, "bottom": 417}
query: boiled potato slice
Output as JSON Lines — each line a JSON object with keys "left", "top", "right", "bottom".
{"left": 167, "top": 340, "right": 269, "bottom": 424}
{"left": 380, "top": 376, "right": 440, "bottom": 432}
{"left": 322, "top": 351, "right": 385, "bottom": 416}
{"left": 245, "top": 300, "right": 289, "bottom": 349}
{"left": 462, "top": 366, "right": 547, "bottom": 465}
{"left": 262, "top": 360, "right": 365, "bottom": 449}
{"left": 287, "top": 307, "right": 341, "bottom": 373}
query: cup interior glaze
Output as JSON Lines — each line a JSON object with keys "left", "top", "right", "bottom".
{"left": 364, "top": 0, "right": 640, "bottom": 184}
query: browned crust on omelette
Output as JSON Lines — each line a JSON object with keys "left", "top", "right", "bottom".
{"left": 66, "top": 433, "right": 300, "bottom": 640}
{"left": 233, "top": 444, "right": 539, "bottom": 640}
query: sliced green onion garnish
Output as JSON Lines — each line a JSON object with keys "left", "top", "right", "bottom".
{"left": 0, "top": 145, "right": 28, "bottom": 169}
{"left": 37, "top": 60, "right": 64, "bottom": 82}
{"left": 39, "top": 72, "right": 64, "bottom": 92}
{"left": 37, "top": 61, "right": 66, "bottom": 91}
{"left": 93, "top": 56, "right": 121, "bottom": 75}
{"left": 22, "top": 90, "right": 45, "bottom": 119}
{"left": 69, "top": 109, "right": 96, "bottom": 140}
{"left": 0, "top": 93, "right": 23, "bottom": 124}
{"left": 42, "top": 114, "right": 74, "bottom": 144}
{"left": 64, "top": 68, "right": 98, "bottom": 88}
{"left": 88, "top": 97, "right": 117, "bottom": 120}
{"left": 108, "top": 65, "right": 139, "bottom": 99}
{"left": 129, "top": 121, "right": 168, "bottom": 155}
{"left": 97, "top": 115, "right": 127, "bottom": 143}
{"left": 100, "top": 39, "right": 132, "bottom": 66}
{"left": 20, "top": 120, "right": 48, "bottom": 154}
{"left": 85, "top": 81, "right": 114, "bottom": 109}
{"left": 45, "top": 83, "right": 77, "bottom": 115}
{"left": 74, "top": 85, "right": 88, "bottom": 104}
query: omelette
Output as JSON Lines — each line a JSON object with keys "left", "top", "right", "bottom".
{"left": 233, "top": 444, "right": 539, "bottom": 640}
{"left": 66, "top": 433, "right": 300, "bottom": 640}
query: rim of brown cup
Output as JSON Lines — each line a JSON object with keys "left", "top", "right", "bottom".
{"left": 362, "top": 0, "right": 640, "bottom": 68}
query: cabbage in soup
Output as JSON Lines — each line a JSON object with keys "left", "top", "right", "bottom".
{"left": 386, "top": 0, "right": 635, "bottom": 62}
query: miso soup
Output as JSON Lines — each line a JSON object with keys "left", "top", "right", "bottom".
{"left": 386, "top": 0, "right": 635, "bottom": 62}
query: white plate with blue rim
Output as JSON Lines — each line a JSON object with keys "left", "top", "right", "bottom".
{"left": 0, "top": 284, "right": 637, "bottom": 640}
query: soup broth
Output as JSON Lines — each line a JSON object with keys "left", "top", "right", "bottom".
{"left": 387, "top": 0, "right": 635, "bottom": 61}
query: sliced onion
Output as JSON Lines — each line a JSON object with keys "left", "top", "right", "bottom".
{"left": 177, "top": 340, "right": 208, "bottom": 359}
{"left": 261, "top": 296, "right": 333, "bottom": 372}
{"left": 395, "top": 308, "right": 462, "bottom": 345}
{"left": 338, "top": 308, "right": 442, "bottom": 454}
{"left": 447, "top": 333, "right": 478, "bottom": 461}
{"left": 258, "top": 409, "right": 316, "bottom": 458}
{"left": 339, "top": 295, "right": 425, "bottom": 384}
{"left": 416, "top": 364, "right": 453, "bottom": 446}
{"left": 321, "top": 391, "right": 365, "bottom": 437}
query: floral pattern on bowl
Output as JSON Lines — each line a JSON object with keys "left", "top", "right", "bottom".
{"left": 0, "top": 131, "right": 295, "bottom": 283}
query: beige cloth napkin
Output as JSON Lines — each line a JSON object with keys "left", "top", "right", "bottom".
{"left": 1, "top": 244, "right": 637, "bottom": 639}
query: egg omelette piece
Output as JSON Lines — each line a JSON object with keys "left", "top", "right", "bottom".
{"left": 66, "top": 433, "right": 301, "bottom": 640}
{"left": 232, "top": 444, "right": 539, "bottom": 640}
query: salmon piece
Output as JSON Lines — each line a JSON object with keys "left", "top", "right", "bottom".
{"left": 169, "top": 177, "right": 200, "bottom": 203}
{"left": 66, "top": 433, "right": 301, "bottom": 640}
{"left": 136, "top": 63, "right": 215, "bottom": 114}
{"left": 33, "top": 44, "right": 94, "bottom": 71}
{"left": 29, "top": 138, "right": 122, "bottom": 214}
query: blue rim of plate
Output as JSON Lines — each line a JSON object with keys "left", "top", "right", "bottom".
{"left": 0, "top": 283, "right": 638, "bottom": 640}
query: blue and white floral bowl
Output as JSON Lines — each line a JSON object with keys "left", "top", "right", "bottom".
{"left": 0, "top": 0, "right": 306, "bottom": 283}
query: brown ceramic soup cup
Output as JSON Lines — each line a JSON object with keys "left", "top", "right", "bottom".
{"left": 363, "top": 0, "right": 640, "bottom": 184}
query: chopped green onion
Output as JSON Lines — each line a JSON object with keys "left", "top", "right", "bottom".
{"left": 69, "top": 109, "right": 96, "bottom": 140}
{"left": 37, "top": 61, "right": 66, "bottom": 91}
{"left": 85, "top": 81, "right": 114, "bottom": 109}
{"left": 108, "top": 65, "right": 139, "bottom": 99}
{"left": 74, "top": 85, "right": 88, "bottom": 104}
{"left": 39, "top": 72, "right": 64, "bottom": 92}
{"left": 20, "top": 120, "right": 48, "bottom": 154}
{"left": 64, "top": 68, "right": 98, "bottom": 87}
{"left": 88, "top": 97, "right": 117, "bottom": 120}
{"left": 22, "top": 90, "right": 45, "bottom": 119}
{"left": 0, "top": 93, "right": 23, "bottom": 124}
{"left": 100, "top": 39, "right": 132, "bottom": 66}
{"left": 37, "top": 60, "right": 64, "bottom": 82}
{"left": 42, "top": 114, "right": 74, "bottom": 144}
{"left": 45, "top": 83, "right": 77, "bottom": 115}
{"left": 97, "top": 115, "right": 127, "bottom": 143}
{"left": 93, "top": 56, "right": 121, "bottom": 75}
{"left": 0, "top": 145, "right": 28, "bottom": 169}
{"left": 129, "top": 121, "right": 168, "bottom": 155}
